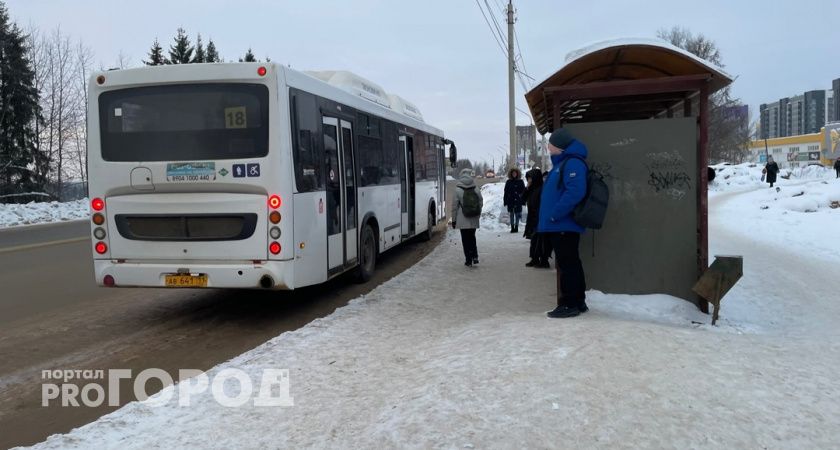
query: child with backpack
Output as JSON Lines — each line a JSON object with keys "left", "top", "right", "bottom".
{"left": 451, "top": 168, "right": 484, "bottom": 267}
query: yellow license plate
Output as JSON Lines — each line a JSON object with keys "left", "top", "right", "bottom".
{"left": 164, "top": 274, "right": 208, "bottom": 287}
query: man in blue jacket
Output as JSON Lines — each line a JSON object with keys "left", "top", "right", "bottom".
{"left": 538, "top": 128, "right": 588, "bottom": 318}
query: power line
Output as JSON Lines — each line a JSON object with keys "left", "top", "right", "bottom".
{"left": 513, "top": 26, "right": 532, "bottom": 89}
{"left": 483, "top": 0, "right": 508, "bottom": 49}
{"left": 474, "top": 0, "right": 507, "bottom": 58}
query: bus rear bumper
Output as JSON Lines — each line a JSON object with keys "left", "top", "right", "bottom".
{"left": 94, "top": 260, "right": 294, "bottom": 290}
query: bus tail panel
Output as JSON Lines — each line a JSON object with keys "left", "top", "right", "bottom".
{"left": 103, "top": 193, "right": 270, "bottom": 261}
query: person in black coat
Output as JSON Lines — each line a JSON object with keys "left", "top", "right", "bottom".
{"left": 834, "top": 158, "right": 840, "bottom": 179}
{"left": 763, "top": 156, "right": 780, "bottom": 187}
{"left": 503, "top": 168, "right": 526, "bottom": 233}
{"left": 522, "top": 168, "right": 551, "bottom": 268}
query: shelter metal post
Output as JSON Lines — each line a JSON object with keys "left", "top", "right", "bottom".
{"left": 697, "top": 82, "right": 710, "bottom": 313}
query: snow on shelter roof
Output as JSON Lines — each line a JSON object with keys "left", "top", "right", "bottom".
{"left": 526, "top": 38, "right": 734, "bottom": 134}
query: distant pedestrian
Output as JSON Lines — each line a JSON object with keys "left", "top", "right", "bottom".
{"left": 834, "top": 158, "right": 840, "bottom": 178}
{"left": 451, "top": 168, "right": 483, "bottom": 267}
{"left": 763, "top": 156, "right": 780, "bottom": 187}
{"left": 522, "top": 168, "right": 551, "bottom": 268}
{"left": 539, "top": 128, "right": 589, "bottom": 318}
{"left": 503, "top": 168, "right": 525, "bottom": 233}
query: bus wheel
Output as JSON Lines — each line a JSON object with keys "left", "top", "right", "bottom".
{"left": 355, "top": 224, "right": 376, "bottom": 283}
{"left": 420, "top": 208, "right": 434, "bottom": 241}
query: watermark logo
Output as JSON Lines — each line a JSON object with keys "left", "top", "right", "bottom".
{"left": 41, "top": 368, "right": 294, "bottom": 408}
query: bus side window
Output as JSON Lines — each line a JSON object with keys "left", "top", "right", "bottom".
{"left": 414, "top": 131, "right": 427, "bottom": 181}
{"left": 292, "top": 90, "right": 324, "bottom": 192}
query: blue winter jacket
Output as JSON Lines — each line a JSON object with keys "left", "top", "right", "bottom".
{"left": 537, "top": 140, "right": 588, "bottom": 234}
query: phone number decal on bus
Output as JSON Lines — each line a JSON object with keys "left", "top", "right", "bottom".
{"left": 166, "top": 162, "right": 217, "bottom": 182}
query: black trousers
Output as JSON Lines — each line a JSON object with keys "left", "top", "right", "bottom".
{"left": 548, "top": 232, "right": 587, "bottom": 308}
{"left": 460, "top": 229, "right": 478, "bottom": 262}
{"left": 529, "top": 232, "right": 552, "bottom": 262}
{"left": 835, "top": 168, "right": 840, "bottom": 178}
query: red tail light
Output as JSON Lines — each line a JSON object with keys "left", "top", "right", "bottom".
{"left": 268, "top": 195, "right": 282, "bottom": 209}
{"left": 269, "top": 242, "right": 281, "bottom": 255}
{"left": 91, "top": 198, "right": 105, "bottom": 211}
{"left": 103, "top": 275, "right": 115, "bottom": 287}
{"left": 95, "top": 242, "right": 108, "bottom": 254}
{"left": 257, "top": 66, "right": 267, "bottom": 77}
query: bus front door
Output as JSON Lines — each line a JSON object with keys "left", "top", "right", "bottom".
{"left": 323, "top": 117, "right": 358, "bottom": 273}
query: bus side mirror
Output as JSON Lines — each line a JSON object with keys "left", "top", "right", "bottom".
{"left": 448, "top": 142, "right": 457, "bottom": 168}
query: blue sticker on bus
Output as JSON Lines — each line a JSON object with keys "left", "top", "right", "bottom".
{"left": 247, "top": 163, "right": 260, "bottom": 177}
{"left": 232, "top": 164, "right": 246, "bottom": 178}
{"left": 166, "top": 162, "right": 216, "bottom": 182}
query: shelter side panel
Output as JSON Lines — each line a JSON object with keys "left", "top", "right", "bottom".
{"left": 566, "top": 118, "right": 698, "bottom": 302}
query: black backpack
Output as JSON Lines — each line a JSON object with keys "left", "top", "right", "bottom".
{"left": 558, "top": 156, "right": 609, "bottom": 229}
{"left": 461, "top": 187, "right": 482, "bottom": 217}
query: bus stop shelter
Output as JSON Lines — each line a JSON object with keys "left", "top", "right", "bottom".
{"left": 525, "top": 39, "right": 733, "bottom": 312}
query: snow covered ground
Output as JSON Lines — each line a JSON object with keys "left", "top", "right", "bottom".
{"left": 18, "top": 172, "right": 840, "bottom": 449}
{"left": 0, "top": 199, "right": 88, "bottom": 228}
{"left": 710, "top": 163, "right": 839, "bottom": 264}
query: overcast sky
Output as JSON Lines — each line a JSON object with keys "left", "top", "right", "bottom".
{"left": 7, "top": 0, "right": 840, "bottom": 164}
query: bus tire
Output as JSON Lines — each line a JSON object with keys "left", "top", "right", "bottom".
{"left": 355, "top": 224, "right": 377, "bottom": 283}
{"left": 420, "top": 207, "right": 435, "bottom": 241}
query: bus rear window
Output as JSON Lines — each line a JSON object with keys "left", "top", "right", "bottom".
{"left": 99, "top": 83, "right": 269, "bottom": 161}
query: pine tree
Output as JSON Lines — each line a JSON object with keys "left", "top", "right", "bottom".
{"left": 0, "top": 2, "right": 48, "bottom": 202}
{"left": 168, "top": 27, "right": 193, "bottom": 64}
{"left": 144, "top": 38, "right": 168, "bottom": 65}
{"left": 191, "top": 33, "right": 206, "bottom": 63}
{"left": 239, "top": 48, "right": 256, "bottom": 62}
{"left": 206, "top": 39, "right": 220, "bottom": 63}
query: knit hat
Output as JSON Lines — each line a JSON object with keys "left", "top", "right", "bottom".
{"left": 549, "top": 128, "right": 575, "bottom": 150}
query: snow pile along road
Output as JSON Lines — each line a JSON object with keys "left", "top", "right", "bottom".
{"left": 0, "top": 199, "right": 89, "bottom": 228}
{"left": 478, "top": 181, "right": 511, "bottom": 232}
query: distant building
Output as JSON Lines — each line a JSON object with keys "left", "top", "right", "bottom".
{"left": 748, "top": 126, "right": 839, "bottom": 169}
{"left": 760, "top": 90, "right": 828, "bottom": 138}
{"left": 722, "top": 104, "right": 749, "bottom": 127}
{"left": 833, "top": 78, "right": 840, "bottom": 122}
{"left": 515, "top": 125, "right": 538, "bottom": 168}
{"left": 803, "top": 90, "right": 826, "bottom": 134}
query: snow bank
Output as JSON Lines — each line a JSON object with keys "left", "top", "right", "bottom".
{"left": 709, "top": 162, "right": 833, "bottom": 194}
{"left": 479, "top": 182, "right": 512, "bottom": 232}
{"left": 712, "top": 178, "right": 840, "bottom": 264}
{"left": 0, "top": 199, "right": 89, "bottom": 228}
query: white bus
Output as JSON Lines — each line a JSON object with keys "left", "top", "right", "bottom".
{"left": 87, "top": 63, "right": 455, "bottom": 289}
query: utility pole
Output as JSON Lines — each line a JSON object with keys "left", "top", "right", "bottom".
{"left": 507, "top": 0, "right": 516, "bottom": 168}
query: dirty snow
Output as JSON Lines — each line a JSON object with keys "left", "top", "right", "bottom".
{"left": 20, "top": 170, "right": 840, "bottom": 449}
{"left": 0, "top": 199, "right": 89, "bottom": 228}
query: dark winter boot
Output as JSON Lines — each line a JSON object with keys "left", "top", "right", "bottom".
{"left": 526, "top": 259, "right": 538, "bottom": 267}
{"left": 537, "top": 260, "right": 551, "bottom": 269}
{"left": 473, "top": 257, "right": 479, "bottom": 265}
{"left": 578, "top": 300, "right": 589, "bottom": 313}
{"left": 546, "top": 305, "right": 580, "bottom": 318}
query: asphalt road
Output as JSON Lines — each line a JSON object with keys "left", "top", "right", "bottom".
{"left": 0, "top": 219, "right": 445, "bottom": 449}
